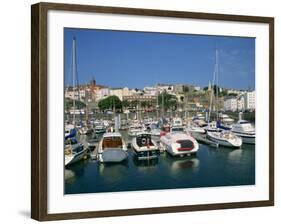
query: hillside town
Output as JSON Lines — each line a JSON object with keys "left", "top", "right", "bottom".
{"left": 65, "top": 77, "right": 255, "bottom": 115}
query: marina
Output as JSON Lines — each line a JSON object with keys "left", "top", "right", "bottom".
{"left": 64, "top": 31, "right": 256, "bottom": 194}
{"left": 65, "top": 128, "right": 255, "bottom": 194}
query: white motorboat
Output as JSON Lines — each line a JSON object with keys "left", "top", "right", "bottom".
{"left": 97, "top": 132, "right": 128, "bottom": 163}
{"left": 132, "top": 132, "right": 159, "bottom": 160}
{"left": 128, "top": 124, "right": 144, "bottom": 137}
{"left": 219, "top": 113, "right": 234, "bottom": 124}
{"left": 206, "top": 130, "right": 242, "bottom": 148}
{"left": 187, "top": 123, "right": 206, "bottom": 134}
{"left": 217, "top": 113, "right": 235, "bottom": 130}
{"left": 172, "top": 117, "right": 183, "bottom": 127}
{"left": 231, "top": 120, "right": 255, "bottom": 144}
{"left": 94, "top": 124, "right": 106, "bottom": 134}
{"left": 204, "top": 121, "right": 218, "bottom": 132}
{"left": 170, "top": 126, "right": 186, "bottom": 133}
{"left": 192, "top": 113, "right": 207, "bottom": 127}
{"left": 160, "top": 132, "right": 199, "bottom": 157}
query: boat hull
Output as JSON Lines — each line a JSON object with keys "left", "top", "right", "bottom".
{"left": 163, "top": 143, "right": 198, "bottom": 157}
{"left": 65, "top": 147, "right": 87, "bottom": 166}
{"left": 99, "top": 149, "right": 128, "bottom": 163}
{"left": 207, "top": 132, "right": 242, "bottom": 148}
{"left": 132, "top": 136, "right": 159, "bottom": 160}
{"left": 133, "top": 149, "right": 159, "bottom": 160}
{"left": 233, "top": 132, "right": 255, "bottom": 144}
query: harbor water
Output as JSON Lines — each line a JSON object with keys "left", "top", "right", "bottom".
{"left": 64, "top": 131, "right": 255, "bottom": 194}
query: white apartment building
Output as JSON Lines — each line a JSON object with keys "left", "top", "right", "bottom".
{"left": 109, "top": 87, "right": 132, "bottom": 101}
{"left": 224, "top": 98, "right": 238, "bottom": 111}
{"left": 224, "top": 91, "right": 255, "bottom": 112}
{"left": 237, "top": 96, "right": 245, "bottom": 111}
{"left": 244, "top": 91, "right": 255, "bottom": 110}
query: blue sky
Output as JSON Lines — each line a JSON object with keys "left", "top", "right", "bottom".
{"left": 64, "top": 28, "right": 255, "bottom": 90}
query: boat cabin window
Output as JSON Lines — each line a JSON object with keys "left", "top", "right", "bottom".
{"left": 239, "top": 121, "right": 250, "bottom": 124}
{"left": 171, "top": 127, "right": 184, "bottom": 132}
{"left": 102, "top": 137, "right": 123, "bottom": 149}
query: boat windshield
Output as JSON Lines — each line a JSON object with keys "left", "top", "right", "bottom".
{"left": 171, "top": 127, "right": 184, "bottom": 132}
{"left": 136, "top": 134, "right": 154, "bottom": 147}
{"left": 239, "top": 121, "right": 250, "bottom": 124}
{"left": 102, "top": 137, "right": 123, "bottom": 149}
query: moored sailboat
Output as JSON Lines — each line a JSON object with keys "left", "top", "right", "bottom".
{"left": 64, "top": 37, "right": 87, "bottom": 166}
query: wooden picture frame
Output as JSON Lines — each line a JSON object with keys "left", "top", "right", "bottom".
{"left": 31, "top": 2, "right": 274, "bottom": 221}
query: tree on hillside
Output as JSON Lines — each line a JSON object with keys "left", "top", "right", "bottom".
{"left": 98, "top": 95, "right": 122, "bottom": 112}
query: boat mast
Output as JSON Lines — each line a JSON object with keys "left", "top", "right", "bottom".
{"left": 72, "top": 37, "right": 76, "bottom": 127}
{"left": 208, "top": 49, "right": 218, "bottom": 124}
{"left": 156, "top": 84, "right": 159, "bottom": 119}
{"left": 215, "top": 48, "right": 219, "bottom": 122}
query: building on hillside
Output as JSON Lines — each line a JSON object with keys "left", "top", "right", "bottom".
{"left": 95, "top": 88, "right": 110, "bottom": 101}
{"left": 155, "top": 84, "right": 174, "bottom": 94}
{"left": 109, "top": 87, "right": 132, "bottom": 101}
{"left": 123, "top": 94, "right": 156, "bottom": 101}
{"left": 224, "top": 98, "right": 238, "bottom": 111}
{"left": 244, "top": 91, "right": 255, "bottom": 110}
{"left": 237, "top": 96, "right": 245, "bottom": 111}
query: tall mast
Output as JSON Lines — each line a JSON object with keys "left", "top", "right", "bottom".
{"left": 72, "top": 37, "right": 77, "bottom": 126}
{"left": 208, "top": 49, "right": 217, "bottom": 123}
{"left": 156, "top": 84, "right": 159, "bottom": 119}
{"left": 72, "top": 37, "right": 79, "bottom": 127}
{"left": 215, "top": 48, "right": 219, "bottom": 121}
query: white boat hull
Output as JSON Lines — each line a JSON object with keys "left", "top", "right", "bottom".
{"left": 207, "top": 132, "right": 242, "bottom": 148}
{"left": 132, "top": 138, "right": 159, "bottom": 160}
{"left": 65, "top": 148, "right": 87, "bottom": 166}
{"left": 98, "top": 149, "right": 128, "bottom": 163}
{"left": 233, "top": 132, "right": 255, "bottom": 144}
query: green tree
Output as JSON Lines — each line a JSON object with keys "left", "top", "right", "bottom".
{"left": 122, "top": 100, "right": 130, "bottom": 108}
{"left": 228, "top": 93, "right": 238, "bottom": 97}
{"left": 98, "top": 95, "right": 122, "bottom": 112}
{"left": 158, "top": 92, "right": 178, "bottom": 111}
{"left": 140, "top": 101, "right": 147, "bottom": 109}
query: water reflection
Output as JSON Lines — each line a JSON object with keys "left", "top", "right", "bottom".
{"left": 64, "top": 169, "right": 76, "bottom": 183}
{"left": 133, "top": 156, "right": 159, "bottom": 170}
{"left": 64, "top": 159, "right": 88, "bottom": 183}
{"left": 228, "top": 149, "right": 243, "bottom": 163}
{"left": 98, "top": 161, "right": 129, "bottom": 184}
{"left": 170, "top": 156, "right": 200, "bottom": 172}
